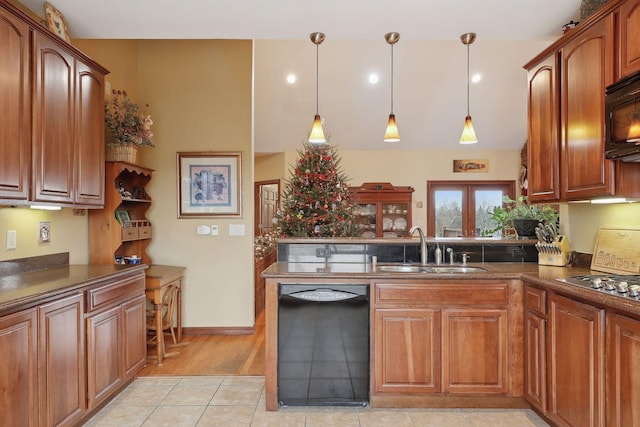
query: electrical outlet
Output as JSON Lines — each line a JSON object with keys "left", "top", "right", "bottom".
{"left": 210, "top": 225, "right": 219, "bottom": 236}
{"left": 6, "top": 230, "right": 17, "bottom": 250}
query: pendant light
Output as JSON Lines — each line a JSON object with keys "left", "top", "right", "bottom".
{"left": 627, "top": 99, "right": 640, "bottom": 142}
{"left": 384, "top": 32, "right": 400, "bottom": 142}
{"left": 459, "top": 32, "right": 478, "bottom": 144}
{"left": 308, "top": 32, "right": 326, "bottom": 144}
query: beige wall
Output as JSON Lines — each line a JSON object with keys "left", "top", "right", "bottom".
{"left": 561, "top": 203, "right": 640, "bottom": 253}
{"left": 8, "top": 38, "right": 256, "bottom": 328}
{"left": 261, "top": 148, "right": 523, "bottom": 230}
{"left": 0, "top": 208, "right": 89, "bottom": 263}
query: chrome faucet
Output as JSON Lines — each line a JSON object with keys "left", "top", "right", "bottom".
{"left": 410, "top": 226, "right": 428, "bottom": 265}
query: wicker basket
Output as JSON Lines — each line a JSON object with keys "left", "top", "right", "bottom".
{"left": 110, "top": 145, "right": 138, "bottom": 163}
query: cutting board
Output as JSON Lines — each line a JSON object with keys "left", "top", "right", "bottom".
{"left": 591, "top": 226, "right": 640, "bottom": 274}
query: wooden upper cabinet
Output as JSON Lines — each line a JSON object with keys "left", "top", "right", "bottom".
{"left": 75, "top": 61, "right": 105, "bottom": 206}
{"left": 0, "top": 1, "right": 108, "bottom": 208}
{"left": 527, "top": 54, "right": 560, "bottom": 202}
{"left": 617, "top": 0, "right": 640, "bottom": 79}
{"left": 0, "top": 7, "right": 30, "bottom": 201}
{"left": 32, "top": 32, "right": 76, "bottom": 204}
{"left": 560, "top": 16, "right": 615, "bottom": 200}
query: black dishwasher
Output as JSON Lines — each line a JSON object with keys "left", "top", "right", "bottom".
{"left": 277, "top": 284, "right": 369, "bottom": 406}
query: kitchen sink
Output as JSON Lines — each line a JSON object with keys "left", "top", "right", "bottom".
{"left": 375, "top": 265, "right": 486, "bottom": 273}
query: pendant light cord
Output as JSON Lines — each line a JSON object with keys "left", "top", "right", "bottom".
{"left": 390, "top": 43, "right": 394, "bottom": 114}
{"left": 466, "top": 43, "right": 470, "bottom": 116}
{"left": 315, "top": 43, "right": 319, "bottom": 115}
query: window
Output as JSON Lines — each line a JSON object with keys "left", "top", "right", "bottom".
{"left": 427, "top": 181, "right": 516, "bottom": 237}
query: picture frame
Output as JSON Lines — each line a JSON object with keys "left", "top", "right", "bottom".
{"left": 115, "top": 209, "right": 131, "bottom": 226}
{"left": 453, "top": 159, "right": 489, "bottom": 173}
{"left": 177, "top": 152, "right": 243, "bottom": 218}
{"left": 43, "top": 2, "right": 71, "bottom": 42}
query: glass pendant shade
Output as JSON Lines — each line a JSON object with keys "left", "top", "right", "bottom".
{"left": 384, "top": 114, "right": 400, "bottom": 142}
{"left": 308, "top": 32, "right": 326, "bottom": 144}
{"left": 460, "top": 115, "right": 478, "bottom": 144}
{"left": 628, "top": 113, "right": 640, "bottom": 142}
{"left": 309, "top": 114, "right": 326, "bottom": 143}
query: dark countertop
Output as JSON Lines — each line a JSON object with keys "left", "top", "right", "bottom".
{"left": 263, "top": 261, "right": 640, "bottom": 317}
{"left": 0, "top": 264, "right": 148, "bottom": 316}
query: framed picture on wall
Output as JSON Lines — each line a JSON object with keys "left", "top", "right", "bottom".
{"left": 177, "top": 151, "right": 243, "bottom": 218}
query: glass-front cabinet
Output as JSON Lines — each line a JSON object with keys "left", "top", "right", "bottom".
{"left": 349, "top": 182, "right": 414, "bottom": 238}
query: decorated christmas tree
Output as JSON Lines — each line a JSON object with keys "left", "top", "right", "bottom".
{"left": 277, "top": 143, "right": 360, "bottom": 237}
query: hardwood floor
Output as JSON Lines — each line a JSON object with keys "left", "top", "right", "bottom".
{"left": 137, "top": 310, "right": 265, "bottom": 376}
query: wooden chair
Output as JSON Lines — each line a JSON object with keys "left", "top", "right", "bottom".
{"left": 146, "top": 283, "right": 181, "bottom": 359}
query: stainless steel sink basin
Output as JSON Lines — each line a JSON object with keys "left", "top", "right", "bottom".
{"left": 375, "top": 265, "right": 431, "bottom": 273}
{"left": 374, "top": 265, "right": 486, "bottom": 273}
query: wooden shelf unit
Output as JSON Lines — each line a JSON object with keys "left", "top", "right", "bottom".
{"left": 89, "top": 161, "right": 154, "bottom": 264}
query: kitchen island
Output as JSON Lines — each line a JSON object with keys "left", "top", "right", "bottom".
{"left": 263, "top": 239, "right": 640, "bottom": 426}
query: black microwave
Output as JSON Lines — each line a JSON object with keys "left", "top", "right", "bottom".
{"left": 605, "top": 71, "right": 640, "bottom": 162}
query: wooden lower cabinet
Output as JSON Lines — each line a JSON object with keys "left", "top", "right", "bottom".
{"left": 374, "top": 308, "right": 441, "bottom": 393}
{"left": 443, "top": 308, "right": 508, "bottom": 394}
{"left": 0, "top": 308, "right": 37, "bottom": 427}
{"left": 548, "top": 293, "right": 605, "bottom": 427}
{"left": 606, "top": 312, "right": 640, "bottom": 427}
{"left": 38, "top": 294, "right": 85, "bottom": 427}
{"left": 0, "top": 269, "right": 146, "bottom": 426}
{"left": 87, "top": 293, "right": 146, "bottom": 410}
{"left": 371, "top": 280, "right": 519, "bottom": 406}
{"left": 524, "top": 311, "right": 546, "bottom": 413}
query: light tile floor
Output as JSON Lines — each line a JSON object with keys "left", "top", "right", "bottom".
{"left": 84, "top": 376, "right": 551, "bottom": 427}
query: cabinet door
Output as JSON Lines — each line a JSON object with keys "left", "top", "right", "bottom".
{"left": 0, "top": 7, "right": 30, "bottom": 202}
{"left": 618, "top": 0, "right": 640, "bottom": 78}
{"left": 373, "top": 309, "right": 441, "bottom": 393}
{"left": 123, "top": 295, "right": 147, "bottom": 377}
{"left": 442, "top": 308, "right": 508, "bottom": 394}
{"left": 548, "top": 294, "right": 605, "bottom": 427}
{"left": 560, "top": 17, "right": 615, "bottom": 200}
{"left": 606, "top": 312, "right": 640, "bottom": 427}
{"left": 0, "top": 308, "right": 37, "bottom": 427}
{"left": 86, "top": 305, "right": 123, "bottom": 409}
{"left": 524, "top": 311, "right": 547, "bottom": 412}
{"left": 38, "top": 294, "right": 85, "bottom": 427}
{"left": 75, "top": 60, "right": 105, "bottom": 206}
{"left": 527, "top": 55, "right": 560, "bottom": 202}
{"left": 32, "top": 32, "right": 75, "bottom": 204}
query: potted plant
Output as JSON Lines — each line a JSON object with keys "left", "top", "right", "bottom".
{"left": 484, "top": 195, "right": 559, "bottom": 239}
{"left": 105, "top": 89, "right": 155, "bottom": 163}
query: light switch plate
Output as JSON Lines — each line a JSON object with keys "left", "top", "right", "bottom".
{"left": 210, "top": 225, "right": 219, "bottom": 235}
{"left": 229, "top": 224, "right": 245, "bottom": 236}
{"left": 6, "top": 230, "right": 16, "bottom": 250}
{"left": 196, "top": 225, "right": 211, "bottom": 235}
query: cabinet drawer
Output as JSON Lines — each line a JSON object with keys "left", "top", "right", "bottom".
{"left": 138, "top": 226, "right": 151, "bottom": 239}
{"left": 86, "top": 275, "right": 145, "bottom": 313}
{"left": 374, "top": 282, "right": 508, "bottom": 306}
{"left": 121, "top": 227, "right": 138, "bottom": 241}
{"left": 524, "top": 285, "right": 546, "bottom": 316}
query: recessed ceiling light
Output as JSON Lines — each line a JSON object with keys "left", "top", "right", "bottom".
{"left": 471, "top": 73, "right": 482, "bottom": 83}
{"left": 369, "top": 73, "right": 379, "bottom": 84}
{"left": 286, "top": 74, "right": 296, "bottom": 84}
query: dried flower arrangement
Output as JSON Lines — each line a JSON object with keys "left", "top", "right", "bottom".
{"left": 105, "top": 90, "right": 155, "bottom": 147}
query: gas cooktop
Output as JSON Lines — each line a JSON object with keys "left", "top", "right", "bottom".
{"left": 558, "top": 274, "right": 640, "bottom": 302}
